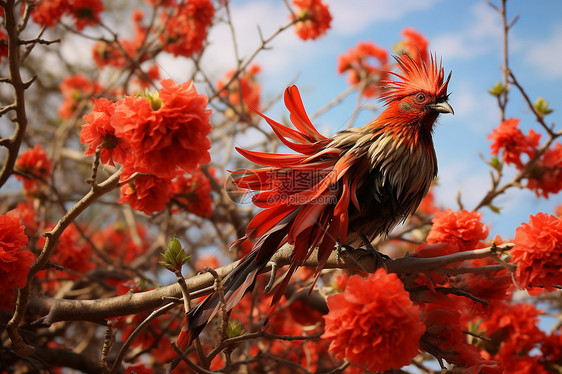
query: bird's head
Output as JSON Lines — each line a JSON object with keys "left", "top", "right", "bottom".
{"left": 378, "top": 54, "right": 453, "bottom": 131}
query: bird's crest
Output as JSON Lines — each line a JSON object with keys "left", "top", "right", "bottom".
{"left": 380, "top": 53, "right": 451, "bottom": 104}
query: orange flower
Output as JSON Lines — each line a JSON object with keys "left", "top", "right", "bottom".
{"left": 81, "top": 98, "right": 130, "bottom": 166}
{"left": 59, "top": 74, "right": 101, "bottom": 119}
{"left": 171, "top": 167, "right": 214, "bottom": 218}
{"left": 112, "top": 80, "right": 212, "bottom": 179}
{"left": 15, "top": 144, "right": 53, "bottom": 193}
{"left": 292, "top": 0, "right": 332, "bottom": 41}
{"left": 0, "top": 212, "right": 34, "bottom": 311}
{"left": 511, "top": 212, "right": 562, "bottom": 291}
{"left": 92, "top": 223, "right": 149, "bottom": 262}
{"left": 527, "top": 142, "right": 562, "bottom": 198}
{"left": 31, "top": 0, "right": 69, "bottom": 27}
{"left": 426, "top": 209, "right": 489, "bottom": 252}
{"left": 69, "top": 0, "right": 104, "bottom": 31}
{"left": 421, "top": 295, "right": 502, "bottom": 373}
{"left": 478, "top": 302, "right": 546, "bottom": 372}
{"left": 337, "top": 41, "right": 391, "bottom": 98}
{"left": 119, "top": 171, "right": 174, "bottom": 215}
{"left": 488, "top": 118, "right": 540, "bottom": 168}
{"left": 216, "top": 64, "right": 261, "bottom": 118}
{"left": 322, "top": 269, "right": 425, "bottom": 372}
{"left": 49, "top": 224, "right": 94, "bottom": 275}
{"left": 394, "top": 27, "right": 429, "bottom": 65}
{"left": 160, "top": 0, "right": 214, "bottom": 57}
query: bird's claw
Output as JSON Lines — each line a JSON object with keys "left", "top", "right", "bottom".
{"left": 335, "top": 242, "right": 355, "bottom": 265}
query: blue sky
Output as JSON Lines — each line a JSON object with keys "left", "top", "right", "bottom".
{"left": 174, "top": 0, "right": 562, "bottom": 239}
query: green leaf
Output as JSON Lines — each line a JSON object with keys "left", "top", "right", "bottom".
{"left": 534, "top": 97, "right": 553, "bottom": 117}
{"left": 487, "top": 204, "right": 501, "bottom": 214}
{"left": 490, "top": 157, "right": 503, "bottom": 172}
{"left": 488, "top": 81, "right": 507, "bottom": 97}
{"left": 158, "top": 235, "right": 191, "bottom": 271}
{"left": 226, "top": 321, "right": 244, "bottom": 339}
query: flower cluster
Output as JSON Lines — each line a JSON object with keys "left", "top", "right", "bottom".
{"left": 31, "top": 0, "right": 104, "bottom": 30}
{"left": 511, "top": 212, "right": 562, "bottom": 291}
{"left": 527, "top": 141, "right": 562, "bottom": 197}
{"left": 14, "top": 144, "right": 53, "bottom": 194}
{"left": 171, "top": 167, "right": 214, "bottom": 218}
{"left": 81, "top": 79, "right": 212, "bottom": 215}
{"left": 337, "top": 41, "right": 391, "bottom": 98}
{"left": 425, "top": 209, "right": 489, "bottom": 252}
{"left": 291, "top": 0, "right": 332, "bottom": 41}
{"left": 0, "top": 211, "right": 34, "bottom": 310}
{"left": 488, "top": 117, "right": 562, "bottom": 197}
{"left": 473, "top": 301, "right": 555, "bottom": 372}
{"left": 421, "top": 297, "right": 502, "bottom": 373}
{"left": 160, "top": 0, "right": 215, "bottom": 57}
{"left": 216, "top": 64, "right": 262, "bottom": 118}
{"left": 322, "top": 269, "right": 426, "bottom": 372}
{"left": 92, "top": 10, "right": 149, "bottom": 70}
{"left": 38, "top": 224, "right": 93, "bottom": 278}
{"left": 393, "top": 27, "right": 429, "bottom": 65}
{"left": 59, "top": 74, "right": 101, "bottom": 119}
{"left": 488, "top": 118, "right": 540, "bottom": 168}
{"left": 92, "top": 223, "right": 149, "bottom": 263}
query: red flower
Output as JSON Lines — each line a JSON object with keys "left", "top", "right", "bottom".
{"left": 511, "top": 213, "right": 562, "bottom": 291}
{"left": 68, "top": 0, "right": 104, "bottom": 31}
{"left": 15, "top": 144, "right": 53, "bottom": 193}
{"left": 113, "top": 80, "right": 212, "bottom": 179}
{"left": 541, "top": 330, "right": 562, "bottom": 368}
{"left": 92, "top": 11, "right": 149, "bottom": 69}
{"left": 49, "top": 224, "right": 93, "bottom": 275}
{"left": 527, "top": 142, "right": 562, "bottom": 198}
{"left": 292, "top": 0, "right": 332, "bottom": 41}
{"left": 31, "top": 0, "right": 70, "bottom": 27}
{"left": 59, "top": 74, "right": 101, "bottom": 119}
{"left": 0, "top": 211, "right": 34, "bottom": 310}
{"left": 171, "top": 167, "right": 213, "bottom": 218}
{"left": 1, "top": 29, "right": 8, "bottom": 65}
{"left": 80, "top": 98, "right": 131, "bottom": 166}
{"left": 488, "top": 118, "right": 540, "bottom": 169}
{"left": 119, "top": 171, "right": 174, "bottom": 215}
{"left": 337, "top": 41, "right": 391, "bottom": 98}
{"left": 422, "top": 296, "right": 502, "bottom": 373}
{"left": 322, "top": 269, "right": 425, "bottom": 372}
{"left": 194, "top": 255, "right": 220, "bottom": 271}
{"left": 393, "top": 27, "right": 429, "bottom": 65}
{"left": 92, "top": 40, "right": 124, "bottom": 67}
{"left": 160, "top": 0, "right": 214, "bottom": 57}
{"left": 426, "top": 209, "right": 489, "bottom": 252}
{"left": 216, "top": 64, "right": 261, "bottom": 118}
{"left": 478, "top": 302, "right": 545, "bottom": 369}
{"left": 92, "top": 223, "right": 149, "bottom": 262}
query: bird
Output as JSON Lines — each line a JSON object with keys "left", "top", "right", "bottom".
{"left": 178, "top": 53, "right": 453, "bottom": 349}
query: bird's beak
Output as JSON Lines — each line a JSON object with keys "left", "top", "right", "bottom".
{"left": 428, "top": 101, "right": 454, "bottom": 115}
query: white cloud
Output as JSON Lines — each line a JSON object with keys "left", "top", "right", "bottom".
{"left": 327, "top": 0, "right": 441, "bottom": 35}
{"left": 192, "top": 0, "right": 444, "bottom": 80}
{"left": 431, "top": 2, "right": 502, "bottom": 60}
{"left": 524, "top": 25, "right": 562, "bottom": 79}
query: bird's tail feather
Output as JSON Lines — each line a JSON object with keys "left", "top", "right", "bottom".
{"left": 177, "top": 227, "right": 290, "bottom": 349}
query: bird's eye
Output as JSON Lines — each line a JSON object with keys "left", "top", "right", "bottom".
{"left": 414, "top": 93, "right": 426, "bottom": 103}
